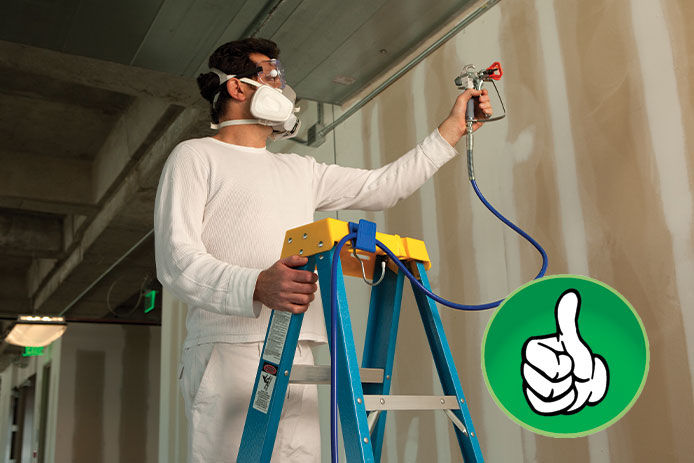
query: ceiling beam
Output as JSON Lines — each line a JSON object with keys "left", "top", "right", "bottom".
{"left": 31, "top": 106, "right": 209, "bottom": 313}
{"left": 0, "top": 269, "right": 32, "bottom": 316}
{"left": 0, "top": 40, "right": 204, "bottom": 108}
{"left": 0, "top": 211, "right": 62, "bottom": 258}
{"left": 0, "top": 197, "right": 98, "bottom": 217}
{"left": 92, "top": 97, "right": 171, "bottom": 202}
{"left": 0, "top": 149, "right": 93, "bottom": 208}
{"left": 0, "top": 270, "right": 29, "bottom": 299}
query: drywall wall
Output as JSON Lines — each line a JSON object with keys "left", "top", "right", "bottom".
{"left": 53, "top": 323, "right": 160, "bottom": 463}
{"left": 274, "top": 0, "right": 694, "bottom": 461}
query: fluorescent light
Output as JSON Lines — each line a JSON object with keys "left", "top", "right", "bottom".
{"left": 4, "top": 315, "right": 67, "bottom": 347}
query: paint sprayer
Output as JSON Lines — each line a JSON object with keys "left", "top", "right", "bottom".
{"left": 455, "top": 62, "right": 506, "bottom": 181}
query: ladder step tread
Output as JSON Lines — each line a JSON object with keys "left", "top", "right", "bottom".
{"left": 363, "top": 395, "right": 461, "bottom": 411}
{"left": 289, "top": 365, "right": 384, "bottom": 384}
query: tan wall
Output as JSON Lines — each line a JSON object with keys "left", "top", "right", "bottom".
{"left": 0, "top": 342, "right": 60, "bottom": 463}
{"left": 273, "top": 0, "right": 694, "bottom": 461}
{"left": 54, "top": 323, "right": 160, "bottom": 463}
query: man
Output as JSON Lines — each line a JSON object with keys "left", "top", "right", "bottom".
{"left": 154, "top": 38, "right": 491, "bottom": 462}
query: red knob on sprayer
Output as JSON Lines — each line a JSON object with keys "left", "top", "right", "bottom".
{"left": 486, "top": 62, "right": 503, "bottom": 80}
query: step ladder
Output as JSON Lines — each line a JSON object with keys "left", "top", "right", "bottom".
{"left": 238, "top": 218, "right": 484, "bottom": 462}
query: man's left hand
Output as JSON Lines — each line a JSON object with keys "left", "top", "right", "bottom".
{"left": 438, "top": 89, "right": 493, "bottom": 147}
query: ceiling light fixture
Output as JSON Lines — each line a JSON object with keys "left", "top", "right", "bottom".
{"left": 3, "top": 315, "right": 67, "bottom": 347}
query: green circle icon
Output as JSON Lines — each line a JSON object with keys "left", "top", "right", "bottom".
{"left": 481, "top": 275, "right": 649, "bottom": 437}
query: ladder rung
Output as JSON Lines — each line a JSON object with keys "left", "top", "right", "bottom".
{"left": 363, "top": 395, "right": 460, "bottom": 411}
{"left": 289, "top": 365, "right": 384, "bottom": 384}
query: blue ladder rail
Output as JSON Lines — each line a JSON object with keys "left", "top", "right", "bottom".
{"left": 237, "top": 223, "right": 484, "bottom": 463}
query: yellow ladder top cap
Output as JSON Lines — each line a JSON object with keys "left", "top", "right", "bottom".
{"left": 281, "top": 218, "right": 431, "bottom": 271}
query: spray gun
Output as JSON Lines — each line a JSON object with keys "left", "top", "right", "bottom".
{"left": 455, "top": 62, "right": 504, "bottom": 181}
{"left": 445, "top": 61, "right": 547, "bottom": 305}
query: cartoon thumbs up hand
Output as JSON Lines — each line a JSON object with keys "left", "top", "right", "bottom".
{"left": 521, "top": 289, "right": 609, "bottom": 415}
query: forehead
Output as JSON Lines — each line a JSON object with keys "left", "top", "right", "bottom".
{"left": 248, "top": 52, "right": 272, "bottom": 65}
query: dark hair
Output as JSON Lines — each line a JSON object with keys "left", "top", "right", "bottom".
{"left": 196, "top": 38, "right": 280, "bottom": 124}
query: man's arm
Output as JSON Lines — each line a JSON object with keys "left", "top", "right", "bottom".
{"left": 312, "top": 89, "right": 492, "bottom": 212}
{"left": 154, "top": 145, "right": 264, "bottom": 318}
{"left": 154, "top": 144, "right": 318, "bottom": 316}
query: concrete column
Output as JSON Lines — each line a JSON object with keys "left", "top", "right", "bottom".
{"left": 0, "top": 364, "right": 15, "bottom": 461}
{"left": 158, "top": 290, "right": 188, "bottom": 463}
{"left": 43, "top": 339, "right": 62, "bottom": 463}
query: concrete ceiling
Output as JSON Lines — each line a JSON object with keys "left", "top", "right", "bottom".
{"left": 0, "top": 39, "right": 206, "bottom": 327}
{"left": 1, "top": 0, "right": 476, "bottom": 104}
{"left": 0, "top": 0, "right": 484, "bottom": 336}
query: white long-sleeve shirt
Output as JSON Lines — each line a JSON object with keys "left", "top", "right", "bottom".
{"left": 154, "top": 129, "right": 458, "bottom": 347}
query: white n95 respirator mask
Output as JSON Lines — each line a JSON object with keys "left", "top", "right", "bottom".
{"left": 209, "top": 68, "right": 301, "bottom": 140}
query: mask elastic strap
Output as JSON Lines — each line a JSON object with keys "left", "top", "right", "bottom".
{"left": 239, "top": 77, "right": 262, "bottom": 88}
{"left": 210, "top": 119, "right": 260, "bottom": 130}
{"left": 210, "top": 68, "right": 236, "bottom": 107}
{"left": 210, "top": 68, "right": 231, "bottom": 83}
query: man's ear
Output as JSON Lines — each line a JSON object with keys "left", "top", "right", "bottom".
{"left": 225, "top": 78, "right": 247, "bottom": 102}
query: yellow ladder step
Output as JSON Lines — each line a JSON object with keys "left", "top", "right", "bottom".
{"left": 280, "top": 218, "right": 431, "bottom": 278}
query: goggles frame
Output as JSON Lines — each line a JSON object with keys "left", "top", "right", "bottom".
{"left": 235, "top": 59, "right": 285, "bottom": 89}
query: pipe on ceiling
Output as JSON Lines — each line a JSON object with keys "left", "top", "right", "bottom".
{"left": 315, "top": 0, "right": 502, "bottom": 141}
{"left": 58, "top": 229, "right": 154, "bottom": 317}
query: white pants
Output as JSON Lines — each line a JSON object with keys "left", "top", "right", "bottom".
{"left": 179, "top": 341, "right": 321, "bottom": 463}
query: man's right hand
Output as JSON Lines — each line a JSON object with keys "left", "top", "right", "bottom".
{"left": 253, "top": 255, "right": 319, "bottom": 314}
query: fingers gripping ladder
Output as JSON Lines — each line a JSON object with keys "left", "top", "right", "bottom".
{"left": 237, "top": 218, "right": 484, "bottom": 462}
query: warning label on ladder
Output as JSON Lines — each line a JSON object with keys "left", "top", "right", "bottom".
{"left": 262, "top": 311, "right": 292, "bottom": 364}
{"left": 253, "top": 363, "right": 278, "bottom": 414}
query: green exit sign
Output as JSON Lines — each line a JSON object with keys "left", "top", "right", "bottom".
{"left": 144, "top": 290, "right": 158, "bottom": 314}
{"left": 23, "top": 346, "right": 44, "bottom": 357}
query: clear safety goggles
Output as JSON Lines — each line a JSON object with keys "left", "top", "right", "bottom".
{"left": 237, "top": 59, "right": 286, "bottom": 89}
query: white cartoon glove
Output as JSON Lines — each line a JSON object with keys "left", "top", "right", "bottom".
{"left": 521, "top": 289, "right": 609, "bottom": 415}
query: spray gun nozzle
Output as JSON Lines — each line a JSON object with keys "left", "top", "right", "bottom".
{"left": 485, "top": 62, "right": 503, "bottom": 80}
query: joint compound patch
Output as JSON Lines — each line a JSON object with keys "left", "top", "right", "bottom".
{"left": 253, "top": 362, "right": 278, "bottom": 414}
{"left": 262, "top": 311, "right": 292, "bottom": 364}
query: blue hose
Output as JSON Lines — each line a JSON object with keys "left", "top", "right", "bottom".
{"left": 329, "top": 178, "right": 548, "bottom": 461}
{"left": 469, "top": 178, "right": 548, "bottom": 291}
